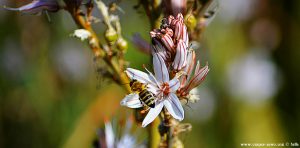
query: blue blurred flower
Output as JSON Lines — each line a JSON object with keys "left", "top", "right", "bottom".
{"left": 4, "top": 0, "right": 60, "bottom": 15}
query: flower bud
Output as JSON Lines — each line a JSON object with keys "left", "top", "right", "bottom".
{"left": 172, "top": 137, "right": 184, "bottom": 148}
{"left": 105, "top": 28, "right": 118, "bottom": 44}
{"left": 160, "top": 34, "right": 175, "bottom": 52}
{"left": 172, "top": 39, "right": 187, "bottom": 71}
{"left": 116, "top": 37, "right": 128, "bottom": 52}
{"left": 186, "top": 14, "right": 197, "bottom": 30}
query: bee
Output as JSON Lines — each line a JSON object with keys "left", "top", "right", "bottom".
{"left": 129, "top": 79, "right": 156, "bottom": 108}
{"left": 160, "top": 18, "right": 169, "bottom": 29}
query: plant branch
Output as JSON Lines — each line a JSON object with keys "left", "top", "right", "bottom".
{"left": 65, "top": 5, "right": 131, "bottom": 92}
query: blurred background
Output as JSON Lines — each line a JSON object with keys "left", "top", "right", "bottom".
{"left": 0, "top": 0, "right": 299, "bottom": 147}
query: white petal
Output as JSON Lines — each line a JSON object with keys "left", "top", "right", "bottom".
{"left": 143, "top": 66, "right": 162, "bottom": 89}
{"left": 72, "top": 29, "right": 91, "bottom": 41}
{"left": 164, "top": 93, "right": 184, "bottom": 120}
{"left": 153, "top": 52, "right": 169, "bottom": 82}
{"left": 126, "top": 68, "right": 156, "bottom": 86}
{"left": 147, "top": 85, "right": 159, "bottom": 95}
{"left": 120, "top": 93, "right": 142, "bottom": 108}
{"left": 105, "top": 122, "right": 115, "bottom": 148}
{"left": 169, "top": 78, "right": 180, "bottom": 92}
{"left": 142, "top": 103, "right": 164, "bottom": 127}
{"left": 117, "top": 134, "right": 136, "bottom": 148}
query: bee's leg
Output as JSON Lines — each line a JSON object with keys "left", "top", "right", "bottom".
{"left": 140, "top": 107, "right": 151, "bottom": 114}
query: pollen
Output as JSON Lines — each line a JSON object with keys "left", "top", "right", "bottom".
{"left": 161, "top": 82, "right": 171, "bottom": 96}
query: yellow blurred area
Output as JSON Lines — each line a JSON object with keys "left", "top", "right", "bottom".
{"left": 63, "top": 85, "right": 124, "bottom": 148}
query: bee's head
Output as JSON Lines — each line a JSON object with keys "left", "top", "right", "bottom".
{"left": 130, "top": 79, "right": 137, "bottom": 87}
{"left": 130, "top": 79, "right": 145, "bottom": 92}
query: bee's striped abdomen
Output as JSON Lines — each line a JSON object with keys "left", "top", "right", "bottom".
{"left": 139, "top": 89, "right": 155, "bottom": 108}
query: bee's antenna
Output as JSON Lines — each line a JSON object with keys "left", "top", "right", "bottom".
{"left": 142, "top": 64, "right": 147, "bottom": 69}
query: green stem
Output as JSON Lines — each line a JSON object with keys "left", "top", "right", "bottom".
{"left": 148, "top": 118, "right": 161, "bottom": 148}
{"left": 105, "top": 57, "right": 131, "bottom": 92}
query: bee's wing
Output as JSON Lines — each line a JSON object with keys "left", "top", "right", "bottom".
{"left": 120, "top": 93, "right": 143, "bottom": 108}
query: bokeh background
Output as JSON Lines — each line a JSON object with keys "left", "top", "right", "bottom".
{"left": 0, "top": 0, "right": 299, "bottom": 147}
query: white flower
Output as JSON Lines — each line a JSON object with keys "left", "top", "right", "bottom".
{"left": 121, "top": 53, "right": 184, "bottom": 127}
{"left": 98, "top": 120, "right": 141, "bottom": 148}
{"left": 187, "top": 88, "right": 200, "bottom": 103}
{"left": 226, "top": 50, "right": 278, "bottom": 104}
{"left": 104, "top": 122, "right": 115, "bottom": 148}
{"left": 71, "top": 29, "right": 91, "bottom": 41}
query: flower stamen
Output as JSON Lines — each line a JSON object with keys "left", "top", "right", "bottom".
{"left": 161, "top": 83, "right": 171, "bottom": 96}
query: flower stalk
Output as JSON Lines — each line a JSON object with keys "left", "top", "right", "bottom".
{"left": 62, "top": 1, "right": 135, "bottom": 97}
{"left": 5, "top": 0, "right": 217, "bottom": 147}
{"left": 120, "top": 10, "right": 212, "bottom": 147}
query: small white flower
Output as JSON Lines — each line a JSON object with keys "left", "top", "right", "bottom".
{"left": 98, "top": 119, "right": 141, "bottom": 148}
{"left": 121, "top": 53, "right": 184, "bottom": 127}
{"left": 71, "top": 29, "right": 91, "bottom": 41}
{"left": 187, "top": 88, "right": 200, "bottom": 103}
{"left": 226, "top": 50, "right": 278, "bottom": 103}
{"left": 104, "top": 122, "right": 115, "bottom": 148}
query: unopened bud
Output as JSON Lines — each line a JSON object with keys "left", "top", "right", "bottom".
{"left": 172, "top": 137, "right": 184, "bottom": 148}
{"left": 105, "top": 28, "right": 118, "bottom": 44}
{"left": 116, "top": 37, "right": 128, "bottom": 52}
{"left": 186, "top": 14, "right": 197, "bottom": 30}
